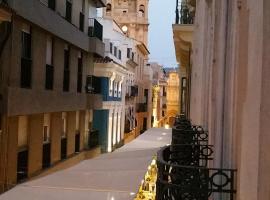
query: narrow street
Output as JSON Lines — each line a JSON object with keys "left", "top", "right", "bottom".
{"left": 0, "top": 128, "right": 171, "bottom": 200}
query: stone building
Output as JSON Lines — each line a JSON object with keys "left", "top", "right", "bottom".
{"left": 92, "top": 18, "right": 140, "bottom": 152}
{"left": 104, "top": 0, "right": 152, "bottom": 135}
{"left": 164, "top": 68, "right": 180, "bottom": 126}
{"left": 104, "top": 0, "right": 149, "bottom": 46}
{"left": 173, "top": 0, "right": 270, "bottom": 199}
{"left": 0, "top": 0, "right": 105, "bottom": 192}
{"left": 149, "top": 62, "right": 167, "bottom": 128}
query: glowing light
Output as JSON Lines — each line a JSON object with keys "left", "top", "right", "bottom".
{"left": 122, "top": 25, "right": 128, "bottom": 32}
{"left": 165, "top": 124, "right": 170, "bottom": 129}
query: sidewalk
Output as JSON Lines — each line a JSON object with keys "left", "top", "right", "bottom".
{"left": 0, "top": 128, "right": 171, "bottom": 200}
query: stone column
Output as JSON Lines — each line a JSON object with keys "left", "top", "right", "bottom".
{"left": 28, "top": 114, "right": 43, "bottom": 177}
{"left": 79, "top": 110, "right": 86, "bottom": 151}
{"left": 67, "top": 111, "right": 76, "bottom": 156}
{"left": 50, "top": 112, "right": 62, "bottom": 164}
{"left": 0, "top": 116, "right": 19, "bottom": 189}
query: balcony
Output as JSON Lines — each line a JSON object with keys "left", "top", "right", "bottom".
{"left": 85, "top": 75, "right": 103, "bottom": 109}
{"left": 175, "top": 1, "right": 195, "bottom": 24}
{"left": 156, "top": 116, "right": 237, "bottom": 200}
{"left": 88, "top": 18, "right": 103, "bottom": 41}
{"left": 136, "top": 103, "right": 147, "bottom": 113}
{"left": 88, "top": 18, "right": 105, "bottom": 57}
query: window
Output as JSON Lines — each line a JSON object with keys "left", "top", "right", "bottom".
{"left": 110, "top": 42, "right": 113, "bottom": 53}
{"left": 65, "top": 0, "right": 72, "bottom": 23}
{"left": 181, "top": 77, "right": 187, "bottom": 114}
{"left": 127, "top": 48, "right": 131, "bottom": 58}
{"left": 40, "top": 0, "right": 55, "bottom": 10}
{"left": 63, "top": 46, "right": 70, "bottom": 92}
{"left": 45, "top": 36, "right": 54, "bottom": 90}
{"left": 43, "top": 126, "right": 49, "bottom": 142}
{"left": 79, "top": 0, "right": 85, "bottom": 31}
{"left": 118, "top": 50, "right": 122, "bottom": 60}
{"left": 21, "top": 28, "right": 32, "bottom": 88}
{"left": 77, "top": 52, "right": 83, "bottom": 93}
{"left": 114, "top": 46, "right": 117, "bottom": 57}
{"left": 62, "top": 112, "right": 67, "bottom": 138}
{"left": 106, "top": 3, "right": 112, "bottom": 12}
{"left": 138, "top": 4, "right": 145, "bottom": 17}
{"left": 43, "top": 114, "right": 50, "bottom": 143}
{"left": 79, "top": 12, "right": 84, "bottom": 32}
{"left": 21, "top": 31, "right": 31, "bottom": 59}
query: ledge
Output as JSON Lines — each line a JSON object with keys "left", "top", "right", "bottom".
{"left": 8, "top": 0, "right": 89, "bottom": 51}
{"left": 89, "top": 37, "right": 105, "bottom": 57}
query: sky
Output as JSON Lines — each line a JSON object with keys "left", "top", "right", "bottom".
{"left": 148, "top": 0, "right": 178, "bottom": 68}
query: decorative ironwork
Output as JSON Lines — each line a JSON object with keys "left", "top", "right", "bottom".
{"left": 175, "top": 0, "right": 194, "bottom": 24}
{"left": 169, "top": 144, "right": 214, "bottom": 167}
{"left": 156, "top": 115, "right": 237, "bottom": 200}
{"left": 88, "top": 18, "right": 103, "bottom": 41}
{"left": 172, "top": 125, "right": 209, "bottom": 145}
{"left": 156, "top": 146, "right": 237, "bottom": 200}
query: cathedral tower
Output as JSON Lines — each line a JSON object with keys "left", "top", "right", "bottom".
{"left": 104, "top": 0, "right": 149, "bottom": 46}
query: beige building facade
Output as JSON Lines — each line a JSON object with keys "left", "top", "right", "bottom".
{"left": 174, "top": 0, "right": 270, "bottom": 199}
{"left": 104, "top": 0, "right": 152, "bottom": 135}
{"left": 165, "top": 70, "right": 180, "bottom": 126}
{"left": 0, "top": 0, "right": 105, "bottom": 192}
{"left": 149, "top": 62, "right": 167, "bottom": 128}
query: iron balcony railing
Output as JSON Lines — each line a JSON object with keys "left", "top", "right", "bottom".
{"left": 156, "top": 147, "right": 237, "bottom": 200}
{"left": 175, "top": 0, "right": 194, "bottom": 24}
{"left": 85, "top": 75, "right": 101, "bottom": 94}
{"left": 0, "top": 0, "right": 7, "bottom": 5}
{"left": 156, "top": 116, "right": 237, "bottom": 200}
{"left": 88, "top": 18, "right": 103, "bottom": 41}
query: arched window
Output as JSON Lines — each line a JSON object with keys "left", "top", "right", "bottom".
{"left": 139, "top": 4, "right": 145, "bottom": 13}
{"left": 106, "top": 3, "right": 112, "bottom": 12}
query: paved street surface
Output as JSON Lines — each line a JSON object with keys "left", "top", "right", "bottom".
{"left": 0, "top": 128, "right": 171, "bottom": 200}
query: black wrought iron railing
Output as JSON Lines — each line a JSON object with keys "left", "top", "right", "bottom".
{"left": 175, "top": 1, "right": 194, "bottom": 24}
{"left": 85, "top": 75, "right": 101, "bottom": 94}
{"left": 88, "top": 18, "right": 103, "bottom": 41}
{"left": 0, "top": 0, "right": 7, "bottom": 5}
{"left": 156, "top": 116, "right": 237, "bottom": 200}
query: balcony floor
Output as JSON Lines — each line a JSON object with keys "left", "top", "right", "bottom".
{"left": 0, "top": 128, "right": 171, "bottom": 200}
